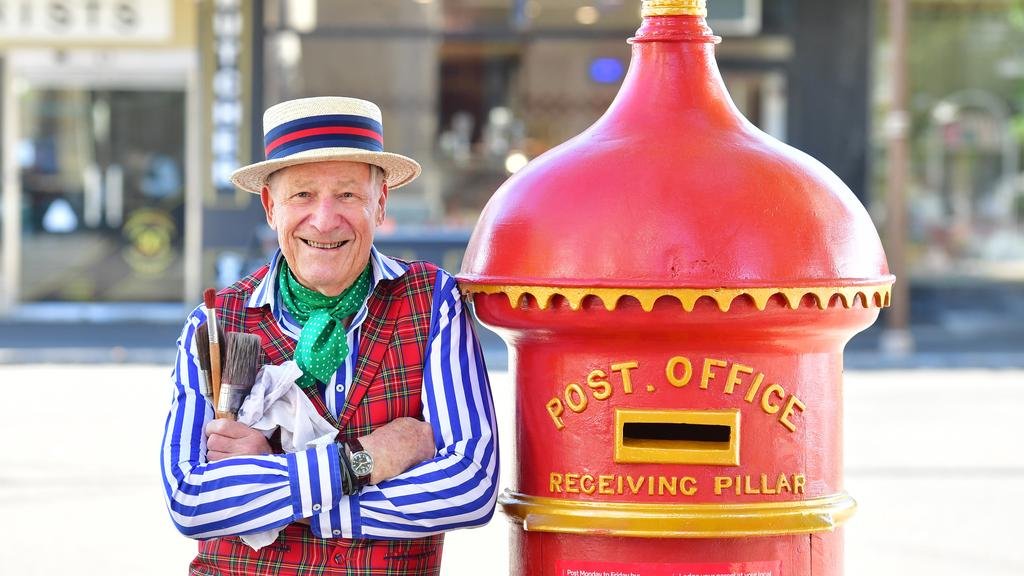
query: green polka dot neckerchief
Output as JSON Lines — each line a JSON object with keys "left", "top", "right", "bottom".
{"left": 277, "top": 260, "right": 373, "bottom": 389}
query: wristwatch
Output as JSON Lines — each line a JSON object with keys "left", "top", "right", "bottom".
{"left": 347, "top": 438, "right": 373, "bottom": 489}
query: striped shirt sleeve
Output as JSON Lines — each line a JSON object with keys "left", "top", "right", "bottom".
{"left": 159, "top": 306, "right": 346, "bottom": 540}
{"left": 341, "top": 269, "right": 500, "bottom": 539}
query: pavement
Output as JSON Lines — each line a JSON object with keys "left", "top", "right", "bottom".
{"left": 0, "top": 301, "right": 1020, "bottom": 575}
{"left": 0, "top": 365, "right": 1022, "bottom": 575}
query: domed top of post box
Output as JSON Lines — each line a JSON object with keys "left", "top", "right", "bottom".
{"left": 460, "top": 0, "right": 893, "bottom": 313}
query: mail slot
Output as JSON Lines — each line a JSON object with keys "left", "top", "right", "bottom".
{"left": 615, "top": 409, "right": 740, "bottom": 465}
{"left": 459, "top": 2, "right": 892, "bottom": 575}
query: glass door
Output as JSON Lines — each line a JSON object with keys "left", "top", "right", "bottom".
{"left": 9, "top": 52, "right": 188, "bottom": 304}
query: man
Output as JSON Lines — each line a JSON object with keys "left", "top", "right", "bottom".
{"left": 161, "top": 96, "right": 499, "bottom": 575}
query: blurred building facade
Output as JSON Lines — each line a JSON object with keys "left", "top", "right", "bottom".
{"left": 0, "top": 0, "right": 1021, "bottom": 329}
{"left": 0, "top": 0, "right": 200, "bottom": 315}
{"left": 870, "top": 0, "right": 1024, "bottom": 328}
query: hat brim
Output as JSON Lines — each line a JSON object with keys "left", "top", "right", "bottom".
{"left": 230, "top": 147, "right": 422, "bottom": 194}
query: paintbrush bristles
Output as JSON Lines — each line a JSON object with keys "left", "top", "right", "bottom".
{"left": 195, "top": 324, "right": 213, "bottom": 401}
{"left": 216, "top": 332, "right": 262, "bottom": 420}
{"left": 203, "top": 288, "right": 217, "bottom": 313}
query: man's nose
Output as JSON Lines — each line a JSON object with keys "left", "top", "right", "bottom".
{"left": 308, "top": 197, "right": 343, "bottom": 231}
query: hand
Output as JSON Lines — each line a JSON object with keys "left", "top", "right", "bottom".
{"left": 205, "top": 419, "right": 271, "bottom": 462}
{"left": 357, "top": 417, "right": 436, "bottom": 485}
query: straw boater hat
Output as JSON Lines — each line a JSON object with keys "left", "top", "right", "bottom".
{"left": 230, "top": 96, "right": 422, "bottom": 193}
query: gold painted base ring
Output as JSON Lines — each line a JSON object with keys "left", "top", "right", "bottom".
{"left": 499, "top": 490, "right": 857, "bottom": 538}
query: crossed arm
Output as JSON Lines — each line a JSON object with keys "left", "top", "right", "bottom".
{"left": 205, "top": 415, "right": 435, "bottom": 485}
{"left": 160, "top": 272, "right": 499, "bottom": 540}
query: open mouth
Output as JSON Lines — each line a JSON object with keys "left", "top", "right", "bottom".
{"left": 302, "top": 239, "right": 348, "bottom": 250}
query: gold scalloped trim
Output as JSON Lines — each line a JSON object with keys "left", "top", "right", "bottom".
{"left": 461, "top": 283, "right": 893, "bottom": 313}
{"left": 642, "top": 0, "right": 708, "bottom": 17}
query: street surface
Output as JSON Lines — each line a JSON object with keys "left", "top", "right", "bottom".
{"left": 0, "top": 365, "right": 1021, "bottom": 575}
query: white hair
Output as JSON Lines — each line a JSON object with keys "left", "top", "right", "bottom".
{"left": 369, "top": 164, "right": 386, "bottom": 192}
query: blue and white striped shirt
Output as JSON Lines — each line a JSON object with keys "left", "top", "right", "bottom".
{"left": 160, "top": 247, "right": 499, "bottom": 540}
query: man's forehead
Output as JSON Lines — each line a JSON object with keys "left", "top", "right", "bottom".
{"left": 270, "top": 161, "right": 373, "bottom": 188}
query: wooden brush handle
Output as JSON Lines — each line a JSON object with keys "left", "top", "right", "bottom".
{"left": 204, "top": 288, "right": 224, "bottom": 419}
{"left": 209, "top": 341, "right": 223, "bottom": 418}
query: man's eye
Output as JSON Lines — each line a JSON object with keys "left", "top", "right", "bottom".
{"left": 293, "top": 191, "right": 311, "bottom": 198}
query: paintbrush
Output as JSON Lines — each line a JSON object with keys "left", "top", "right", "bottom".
{"left": 194, "top": 323, "right": 225, "bottom": 403}
{"left": 216, "top": 331, "right": 262, "bottom": 420}
{"left": 204, "top": 288, "right": 223, "bottom": 417}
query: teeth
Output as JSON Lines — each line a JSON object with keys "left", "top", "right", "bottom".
{"left": 305, "top": 239, "right": 345, "bottom": 249}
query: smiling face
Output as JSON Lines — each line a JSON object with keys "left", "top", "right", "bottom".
{"left": 261, "top": 161, "right": 387, "bottom": 296}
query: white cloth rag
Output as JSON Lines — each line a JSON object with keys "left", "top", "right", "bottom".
{"left": 233, "top": 360, "right": 338, "bottom": 550}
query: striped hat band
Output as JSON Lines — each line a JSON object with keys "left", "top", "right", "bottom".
{"left": 264, "top": 113, "right": 384, "bottom": 160}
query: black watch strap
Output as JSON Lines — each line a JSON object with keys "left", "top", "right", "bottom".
{"left": 337, "top": 443, "right": 357, "bottom": 495}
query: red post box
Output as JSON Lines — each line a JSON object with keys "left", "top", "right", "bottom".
{"left": 459, "top": 1, "right": 893, "bottom": 575}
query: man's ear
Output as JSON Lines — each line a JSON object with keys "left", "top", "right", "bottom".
{"left": 260, "top": 185, "right": 276, "bottom": 229}
{"left": 376, "top": 182, "right": 389, "bottom": 227}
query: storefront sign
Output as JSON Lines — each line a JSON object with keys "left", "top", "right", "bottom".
{"left": 211, "top": 0, "right": 242, "bottom": 194}
{"left": 201, "top": 0, "right": 252, "bottom": 202}
{"left": 0, "top": 0, "right": 171, "bottom": 42}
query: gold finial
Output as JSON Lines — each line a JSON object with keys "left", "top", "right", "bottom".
{"left": 641, "top": 0, "right": 708, "bottom": 18}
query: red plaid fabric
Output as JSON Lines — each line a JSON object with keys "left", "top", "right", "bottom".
{"left": 192, "top": 260, "right": 444, "bottom": 576}
{"left": 191, "top": 524, "right": 441, "bottom": 576}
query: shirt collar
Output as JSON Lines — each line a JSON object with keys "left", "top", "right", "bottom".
{"left": 246, "top": 245, "right": 410, "bottom": 310}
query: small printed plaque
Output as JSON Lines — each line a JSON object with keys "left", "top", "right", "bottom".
{"left": 556, "top": 559, "right": 781, "bottom": 576}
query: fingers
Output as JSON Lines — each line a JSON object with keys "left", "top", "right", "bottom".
{"left": 205, "top": 420, "right": 271, "bottom": 462}
{"left": 207, "top": 449, "right": 231, "bottom": 462}
{"left": 205, "top": 418, "right": 254, "bottom": 439}
{"left": 389, "top": 417, "right": 436, "bottom": 462}
{"left": 205, "top": 431, "right": 232, "bottom": 456}
{"left": 403, "top": 417, "right": 437, "bottom": 459}
{"left": 360, "top": 417, "right": 437, "bottom": 485}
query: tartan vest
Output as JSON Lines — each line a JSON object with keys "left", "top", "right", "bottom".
{"left": 191, "top": 259, "right": 445, "bottom": 576}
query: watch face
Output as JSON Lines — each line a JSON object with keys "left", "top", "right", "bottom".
{"left": 351, "top": 451, "right": 373, "bottom": 477}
